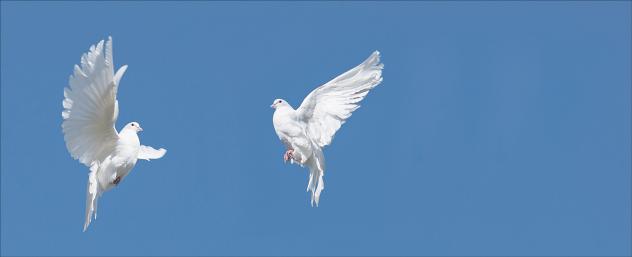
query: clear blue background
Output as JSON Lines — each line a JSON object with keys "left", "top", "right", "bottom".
{"left": 1, "top": 2, "right": 630, "bottom": 256}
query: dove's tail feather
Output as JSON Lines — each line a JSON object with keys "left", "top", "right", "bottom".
{"left": 84, "top": 162, "right": 100, "bottom": 232}
{"left": 306, "top": 148, "right": 326, "bottom": 207}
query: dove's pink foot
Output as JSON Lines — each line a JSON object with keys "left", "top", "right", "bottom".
{"left": 113, "top": 176, "right": 122, "bottom": 185}
{"left": 284, "top": 149, "right": 294, "bottom": 162}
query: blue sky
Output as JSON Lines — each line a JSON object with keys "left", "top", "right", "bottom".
{"left": 1, "top": 1, "right": 630, "bottom": 256}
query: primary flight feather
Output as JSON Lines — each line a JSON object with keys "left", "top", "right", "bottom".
{"left": 271, "top": 51, "right": 383, "bottom": 206}
{"left": 62, "top": 37, "right": 166, "bottom": 231}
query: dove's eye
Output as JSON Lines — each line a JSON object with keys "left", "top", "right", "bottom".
{"left": 131, "top": 124, "right": 135, "bottom": 126}
{"left": 278, "top": 100, "right": 282, "bottom": 103}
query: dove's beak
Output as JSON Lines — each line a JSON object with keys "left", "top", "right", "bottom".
{"left": 270, "top": 103, "right": 275, "bottom": 109}
{"left": 138, "top": 126, "right": 143, "bottom": 132}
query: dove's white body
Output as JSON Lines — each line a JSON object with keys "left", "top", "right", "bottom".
{"left": 272, "top": 51, "right": 383, "bottom": 206}
{"left": 62, "top": 37, "right": 166, "bottom": 231}
{"left": 96, "top": 129, "right": 140, "bottom": 192}
{"left": 273, "top": 106, "right": 313, "bottom": 164}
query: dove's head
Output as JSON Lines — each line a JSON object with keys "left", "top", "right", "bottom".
{"left": 271, "top": 99, "right": 289, "bottom": 109}
{"left": 123, "top": 122, "right": 143, "bottom": 133}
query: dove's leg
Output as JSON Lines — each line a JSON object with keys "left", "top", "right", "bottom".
{"left": 284, "top": 149, "right": 294, "bottom": 162}
{"left": 112, "top": 175, "right": 122, "bottom": 185}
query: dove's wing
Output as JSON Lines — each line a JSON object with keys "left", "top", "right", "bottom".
{"left": 62, "top": 37, "right": 128, "bottom": 166}
{"left": 138, "top": 145, "right": 167, "bottom": 161}
{"left": 296, "top": 51, "right": 383, "bottom": 147}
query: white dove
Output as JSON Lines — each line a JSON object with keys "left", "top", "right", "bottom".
{"left": 61, "top": 37, "right": 166, "bottom": 231}
{"left": 271, "top": 51, "right": 383, "bottom": 206}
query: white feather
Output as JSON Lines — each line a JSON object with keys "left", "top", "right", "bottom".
{"left": 138, "top": 145, "right": 167, "bottom": 161}
{"left": 84, "top": 163, "right": 99, "bottom": 232}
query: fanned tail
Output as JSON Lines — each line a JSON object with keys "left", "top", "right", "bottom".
{"left": 84, "top": 162, "right": 100, "bottom": 232}
{"left": 306, "top": 148, "right": 326, "bottom": 207}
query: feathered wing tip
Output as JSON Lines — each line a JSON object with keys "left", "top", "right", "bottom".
{"left": 329, "top": 50, "right": 383, "bottom": 91}
{"left": 138, "top": 145, "right": 167, "bottom": 161}
{"left": 365, "top": 51, "right": 382, "bottom": 67}
{"left": 306, "top": 149, "right": 326, "bottom": 207}
{"left": 366, "top": 51, "right": 384, "bottom": 86}
{"left": 105, "top": 36, "right": 113, "bottom": 71}
{"left": 360, "top": 51, "right": 384, "bottom": 78}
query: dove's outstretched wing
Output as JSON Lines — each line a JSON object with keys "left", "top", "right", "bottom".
{"left": 62, "top": 37, "right": 128, "bottom": 167}
{"left": 138, "top": 145, "right": 167, "bottom": 161}
{"left": 296, "top": 51, "right": 383, "bottom": 147}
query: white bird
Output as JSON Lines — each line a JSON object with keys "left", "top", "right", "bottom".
{"left": 271, "top": 51, "right": 383, "bottom": 206}
{"left": 61, "top": 37, "right": 166, "bottom": 231}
